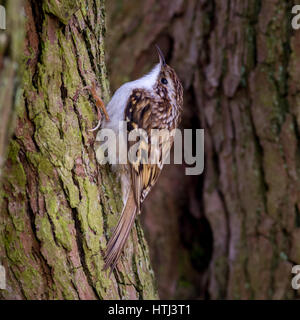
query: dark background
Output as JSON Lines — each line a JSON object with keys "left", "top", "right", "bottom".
{"left": 106, "top": 0, "right": 300, "bottom": 299}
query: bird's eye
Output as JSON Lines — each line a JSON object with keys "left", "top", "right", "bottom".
{"left": 161, "top": 78, "right": 168, "bottom": 85}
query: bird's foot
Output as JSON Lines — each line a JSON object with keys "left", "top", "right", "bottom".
{"left": 73, "top": 81, "right": 110, "bottom": 132}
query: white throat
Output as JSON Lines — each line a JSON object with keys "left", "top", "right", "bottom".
{"left": 129, "top": 63, "right": 160, "bottom": 90}
{"left": 95, "top": 63, "right": 161, "bottom": 166}
{"left": 100, "top": 64, "right": 161, "bottom": 132}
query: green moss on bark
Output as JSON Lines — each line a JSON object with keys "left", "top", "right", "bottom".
{"left": 0, "top": 0, "right": 157, "bottom": 300}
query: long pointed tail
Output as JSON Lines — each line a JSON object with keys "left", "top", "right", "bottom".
{"left": 103, "top": 190, "right": 137, "bottom": 273}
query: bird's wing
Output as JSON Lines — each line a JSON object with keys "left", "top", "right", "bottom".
{"left": 103, "top": 89, "right": 172, "bottom": 273}
{"left": 125, "top": 89, "right": 172, "bottom": 213}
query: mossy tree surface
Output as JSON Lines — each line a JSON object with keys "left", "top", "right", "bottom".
{"left": 0, "top": 0, "right": 157, "bottom": 300}
{"left": 107, "top": 0, "right": 300, "bottom": 299}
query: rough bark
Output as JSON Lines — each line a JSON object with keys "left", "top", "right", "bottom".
{"left": 106, "top": 0, "right": 300, "bottom": 299}
{"left": 0, "top": 0, "right": 157, "bottom": 300}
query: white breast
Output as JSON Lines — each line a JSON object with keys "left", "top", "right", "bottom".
{"left": 100, "top": 63, "right": 160, "bottom": 132}
{"left": 95, "top": 63, "right": 161, "bottom": 165}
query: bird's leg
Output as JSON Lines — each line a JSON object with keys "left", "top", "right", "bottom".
{"left": 73, "top": 80, "right": 110, "bottom": 132}
{"left": 85, "top": 81, "right": 110, "bottom": 132}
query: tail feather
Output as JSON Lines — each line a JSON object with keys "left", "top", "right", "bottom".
{"left": 103, "top": 190, "right": 137, "bottom": 273}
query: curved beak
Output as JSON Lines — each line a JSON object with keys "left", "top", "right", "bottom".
{"left": 155, "top": 44, "right": 166, "bottom": 66}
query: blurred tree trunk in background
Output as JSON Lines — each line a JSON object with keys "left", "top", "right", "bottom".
{"left": 0, "top": 0, "right": 157, "bottom": 300}
{"left": 0, "top": 0, "right": 24, "bottom": 180}
{"left": 107, "top": 0, "right": 300, "bottom": 299}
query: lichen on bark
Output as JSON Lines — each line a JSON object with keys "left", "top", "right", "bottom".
{"left": 0, "top": 0, "right": 157, "bottom": 300}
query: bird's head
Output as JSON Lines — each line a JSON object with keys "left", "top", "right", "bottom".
{"left": 154, "top": 45, "right": 183, "bottom": 109}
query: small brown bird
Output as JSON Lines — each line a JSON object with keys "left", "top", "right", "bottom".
{"left": 92, "top": 46, "right": 183, "bottom": 273}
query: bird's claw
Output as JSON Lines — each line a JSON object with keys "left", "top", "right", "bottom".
{"left": 73, "top": 81, "right": 110, "bottom": 132}
{"left": 85, "top": 81, "right": 110, "bottom": 132}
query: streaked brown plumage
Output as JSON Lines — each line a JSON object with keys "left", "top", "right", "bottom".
{"left": 101, "top": 46, "right": 183, "bottom": 273}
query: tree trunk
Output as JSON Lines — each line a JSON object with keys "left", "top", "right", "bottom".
{"left": 106, "top": 0, "right": 300, "bottom": 299}
{"left": 0, "top": 0, "right": 157, "bottom": 300}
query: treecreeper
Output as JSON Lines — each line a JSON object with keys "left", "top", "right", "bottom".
{"left": 88, "top": 46, "right": 183, "bottom": 274}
